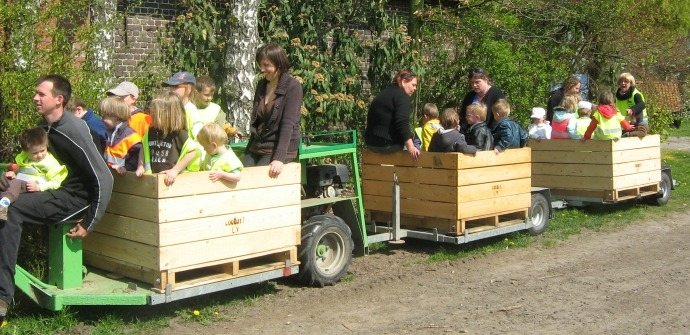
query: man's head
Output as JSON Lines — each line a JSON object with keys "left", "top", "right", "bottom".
{"left": 107, "top": 81, "right": 139, "bottom": 110}
{"left": 20, "top": 127, "right": 49, "bottom": 162}
{"left": 34, "top": 75, "right": 71, "bottom": 117}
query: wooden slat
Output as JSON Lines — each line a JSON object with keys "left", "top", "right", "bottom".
{"left": 531, "top": 147, "right": 660, "bottom": 164}
{"left": 528, "top": 135, "right": 660, "bottom": 152}
{"left": 93, "top": 205, "right": 301, "bottom": 247}
{"left": 532, "top": 159, "right": 661, "bottom": 178}
{"left": 362, "top": 163, "right": 531, "bottom": 187}
{"left": 111, "top": 163, "right": 301, "bottom": 198}
{"left": 364, "top": 178, "right": 531, "bottom": 203}
{"left": 533, "top": 170, "right": 660, "bottom": 190}
{"left": 362, "top": 148, "right": 531, "bottom": 170}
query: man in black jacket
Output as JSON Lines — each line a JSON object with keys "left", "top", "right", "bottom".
{"left": 0, "top": 75, "right": 113, "bottom": 324}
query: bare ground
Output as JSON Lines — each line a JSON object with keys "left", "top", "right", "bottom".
{"left": 148, "top": 138, "right": 690, "bottom": 335}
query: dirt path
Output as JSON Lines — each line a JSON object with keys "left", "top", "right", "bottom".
{"left": 158, "top": 208, "right": 690, "bottom": 335}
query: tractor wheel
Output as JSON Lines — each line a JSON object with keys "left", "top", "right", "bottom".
{"left": 298, "top": 215, "right": 354, "bottom": 286}
{"left": 528, "top": 193, "right": 549, "bottom": 236}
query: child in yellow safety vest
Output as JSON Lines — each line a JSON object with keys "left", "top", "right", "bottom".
{"left": 100, "top": 96, "right": 142, "bottom": 175}
{"left": 136, "top": 92, "right": 202, "bottom": 186}
{"left": 196, "top": 123, "right": 243, "bottom": 183}
{"left": 582, "top": 91, "right": 633, "bottom": 141}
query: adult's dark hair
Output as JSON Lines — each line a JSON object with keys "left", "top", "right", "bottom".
{"left": 392, "top": 69, "right": 417, "bottom": 85}
{"left": 562, "top": 75, "right": 581, "bottom": 94}
{"left": 20, "top": 127, "right": 48, "bottom": 151}
{"left": 255, "top": 43, "right": 291, "bottom": 74}
{"left": 467, "top": 67, "right": 490, "bottom": 83}
{"left": 37, "top": 74, "right": 72, "bottom": 107}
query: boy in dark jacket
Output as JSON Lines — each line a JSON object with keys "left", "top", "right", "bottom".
{"left": 491, "top": 99, "right": 528, "bottom": 154}
{"left": 428, "top": 108, "right": 477, "bottom": 155}
{"left": 463, "top": 102, "right": 493, "bottom": 151}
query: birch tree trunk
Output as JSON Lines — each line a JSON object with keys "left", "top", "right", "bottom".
{"left": 224, "top": 0, "right": 260, "bottom": 134}
{"left": 89, "top": 0, "right": 116, "bottom": 79}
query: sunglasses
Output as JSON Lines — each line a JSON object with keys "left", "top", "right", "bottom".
{"left": 401, "top": 71, "right": 417, "bottom": 80}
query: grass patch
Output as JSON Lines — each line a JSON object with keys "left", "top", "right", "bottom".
{"left": 668, "top": 123, "right": 690, "bottom": 137}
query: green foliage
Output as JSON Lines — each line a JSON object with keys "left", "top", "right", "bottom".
{"left": 258, "top": 0, "right": 419, "bottom": 134}
{"left": 0, "top": 0, "right": 118, "bottom": 161}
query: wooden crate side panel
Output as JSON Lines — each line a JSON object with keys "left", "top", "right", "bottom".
{"left": 106, "top": 193, "right": 160, "bottom": 222}
{"left": 533, "top": 170, "right": 660, "bottom": 190}
{"left": 457, "top": 193, "right": 531, "bottom": 219}
{"left": 158, "top": 205, "right": 300, "bottom": 246}
{"left": 528, "top": 135, "right": 660, "bottom": 152}
{"left": 364, "top": 193, "right": 530, "bottom": 221}
{"left": 531, "top": 147, "right": 659, "bottom": 164}
{"left": 532, "top": 159, "right": 661, "bottom": 178}
{"left": 364, "top": 178, "right": 530, "bottom": 203}
{"left": 362, "top": 164, "right": 456, "bottom": 185}
{"left": 159, "top": 225, "right": 300, "bottom": 269}
{"left": 83, "top": 252, "right": 159, "bottom": 285}
{"left": 362, "top": 163, "right": 530, "bottom": 187}
{"left": 110, "top": 164, "right": 301, "bottom": 198}
{"left": 84, "top": 233, "right": 160, "bottom": 269}
{"left": 156, "top": 184, "right": 300, "bottom": 222}
{"left": 362, "top": 148, "right": 530, "bottom": 169}
{"left": 612, "top": 170, "right": 661, "bottom": 189}
{"left": 94, "top": 213, "right": 159, "bottom": 246}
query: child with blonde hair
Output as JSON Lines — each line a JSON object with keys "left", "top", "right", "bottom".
{"left": 100, "top": 96, "right": 142, "bottom": 174}
{"left": 136, "top": 92, "right": 201, "bottom": 186}
{"left": 419, "top": 103, "right": 442, "bottom": 151}
{"left": 575, "top": 101, "right": 593, "bottom": 138}
{"left": 583, "top": 91, "right": 633, "bottom": 141}
{"left": 464, "top": 103, "right": 493, "bottom": 150}
{"left": 164, "top": 72, "right": 203, "bottom": 139}
{"left": 550, "top": 95, "right": 579, "bottom": 139}
{"left": 491, "top": 99, "right": 528, "bottom": 154}
{"left": 615, "top": 72, "right": 648, "bottom": 137}
{"left": 196, "top": 123, "right": 243, "bottom": 182}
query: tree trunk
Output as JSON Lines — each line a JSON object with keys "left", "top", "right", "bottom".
{"left": 224, "top": 0, "right": 260, "bottom": 134}
{"left": 89, "top": 0, "right": 116, "bottom": 81}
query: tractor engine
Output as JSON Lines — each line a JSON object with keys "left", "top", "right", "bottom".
{"left": 304, "top": 164, "right": 350, "bottom": 199}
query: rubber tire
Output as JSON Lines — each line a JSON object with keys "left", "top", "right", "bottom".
{"left": 528, "top": 193, "right": 549, "bottom": 236}
{"left": 298, "top": 215, "right": 354, "bottom": 287}
{"left": 649, "top": 172, "right": 672, "bottom": 206}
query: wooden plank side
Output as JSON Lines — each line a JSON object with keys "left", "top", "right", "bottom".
{"left": 364, "top": 178, "right": 531, "bottom": 203}
{"left": 528, "top": 135, "right": 660, "bottom": 152}
{"left": 106, "top": 193, "right": 160, "bottom": 222}
{"left": 84, "top": 233, "right": 160, "bottom": 269}
{"left": 532, "top": 159, "right": 661, "bottom": 178}
{"left": 362, "top": 163, "right": 531, "bottom": 187}
{"left": 93, "top": 213, "right": 158, "bottom": 246}
{"left": 111, "top": 164, "right": 301, "bottom": 198}
{"left": 531, "top": 147, "right": 659, "bottom": 164}
{"left": 156, "top": 184, "right": 300, "bottom": 222}
{"left": 160, "top": 225, "right": 300, "bottom": 269}
{"left": 457, "top": 193, "right": 531, "bottom": 219}
{"left": 364, "top": 195, "right": 456, "bottom": 220}
{"left": 612, "top": 170, "right": 661, "bottom": 189}
{"left": 83, "top": 252, "right": 160, "bottom": 285}
{"left": 362, "top": 148, "right": 531, "bottom": 170}
{"left": 158, "top": 205, "right": 301, "bottom": 246}
{"left": 534, "top": 170, "right": 660, "bottom": 190}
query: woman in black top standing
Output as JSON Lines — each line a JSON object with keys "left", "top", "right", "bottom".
{"left": 459, "top": 67, "right": 506, "bottom": 131}
{"left": 364, "top": 69, "right": 420, "bottom": 161}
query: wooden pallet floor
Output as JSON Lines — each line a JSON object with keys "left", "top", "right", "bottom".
{"left": 368, "top": 208, "right": 529, "bottom": 235}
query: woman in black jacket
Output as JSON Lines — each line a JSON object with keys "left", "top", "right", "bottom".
{"left": 459, "top": 67, "right": 505, "bottom": 131}
{"left": 243, "top": 43, "right": 303, "bottom": 177}
{"left": 546, "top": 75, "right": 581, "bottom": 122}
{"left": 364, "top": 69, "right": 420, "bottom": 161}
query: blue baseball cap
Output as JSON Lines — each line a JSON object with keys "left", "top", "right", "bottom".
{"left": 163, "top": 72, "right": 196, "bottom": 86}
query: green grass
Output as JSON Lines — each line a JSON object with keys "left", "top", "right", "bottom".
{"left": 668, "top": 123, "right": 690, "bottom": 137}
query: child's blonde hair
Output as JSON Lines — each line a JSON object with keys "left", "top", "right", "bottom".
{"left": 466, "top": 103, "right": 487, "bottom": 121}
{"left": 422, "top": 103, "right": 439, "bottom": 119}
{"left": 440, "top": 108, "right": 459, "bottom": 129}
{"left": 578, "top": 108, "right": 592, "bottom": 117}
{"left": 492, "top": 99, "right": 511, "bottom": 118}
{"left": 196, "top": 123, "right": 228, "bottom": 147}
{"left": 597, "top": 91, "right": 615, "bottom": 105}
{"left": 98, "top": 96, "right": 131, "bottom": 122}
{"left": 148, "top": 92, "right": 187, "bottom": 136}
{"left": 618, "top": 72, "right": 635, "bottom": 86}
{"left": 560, "top": 95, "right": 581, "bottom": 112}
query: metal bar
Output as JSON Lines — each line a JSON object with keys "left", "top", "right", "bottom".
{"left": 392, "top": 173, "right": 402, "bottom": 242}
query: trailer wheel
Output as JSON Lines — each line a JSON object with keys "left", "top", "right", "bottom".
{"left": 298, "top": 215, "right": 353, "bottom": 287}
{"left": 648, "top": 172, "right": 672, "bottom": 206}
{"left": 528, "top": 193, "right": 549, "bottom": 235}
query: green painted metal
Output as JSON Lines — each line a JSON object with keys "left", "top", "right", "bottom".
{"left": 48, "top": 223, "right": 83, "bottom": 289}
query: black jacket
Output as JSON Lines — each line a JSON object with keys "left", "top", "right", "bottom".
{"left": 546, "top": 88, "right": 564, "bottom": 122}
{"left": 464, "top": 121, "right": 493, "bottom": 151}
{"left": 365, "top": 84, "right": 414, "bottom": 146}
{"left": 459, "top": 86, "right": 506, "bottom": 130}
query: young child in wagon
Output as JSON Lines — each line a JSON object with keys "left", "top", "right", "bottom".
{"left": 196, "top": 123, "right": 243, "bottom": 183}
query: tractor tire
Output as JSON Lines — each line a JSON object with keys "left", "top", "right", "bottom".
{"left": 528, "top": 193, "right": 549, "bottom": 236}
{"left": 298, "top": 215, "right": 354, "bottom": 287}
